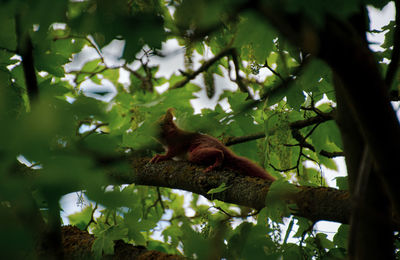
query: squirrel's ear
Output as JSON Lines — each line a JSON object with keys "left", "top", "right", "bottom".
{"left": 165, "top": 108, "right": 175, "bottom": 121}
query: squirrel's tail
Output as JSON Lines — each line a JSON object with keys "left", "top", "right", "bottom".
{"left": 227, "top": 155, "right": 276, "bottom": 181}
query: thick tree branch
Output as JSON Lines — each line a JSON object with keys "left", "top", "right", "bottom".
{"left": 108, "top": 158, "right": 352, "bottom": 224}
{"left": 49, "top": 226, "right": 183, "bottom": 259}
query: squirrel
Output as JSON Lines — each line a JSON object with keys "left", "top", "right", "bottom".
{"left": 150, "top": 108, "right": 276, "bottom": 181}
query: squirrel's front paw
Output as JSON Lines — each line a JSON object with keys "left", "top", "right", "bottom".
{"left": 150, "top": 154, "right": 165, "bottom": 163}
{"left": 203, "top": 166, "right": 215, "bottom": 172}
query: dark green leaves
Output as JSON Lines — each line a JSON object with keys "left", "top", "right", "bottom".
{"left": 235, "top": 11, "right": 276, "bottom": 63}
{"left": 70, "top": 0, "right": 165, "bottom": 62}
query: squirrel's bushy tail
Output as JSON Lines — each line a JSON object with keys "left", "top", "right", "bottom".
{"left": 227, "top": 155, "right": 276, "bottom": 181}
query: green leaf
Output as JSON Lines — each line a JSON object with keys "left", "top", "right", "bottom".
{"left": 34, "top": 53, "right": 69, "bottom": 77}
{"left": 265, "top": 180, "right": 299, "bottom": 223}
{"left": 70, "top": 0, "right": 165, "bottom": 62}
{"left": 235, "top": 11, "right": 275, "bottom": 63}
{"left": 207, "top": 182, "right": 231, "bottom": 194}
{"left": 336, "top": 176, "right": 348, "bottom": 190}
{"left": 293, "top": 217, "right": 312, "bottom": 238}
{"left": 68, "top": 206, "right": 93, "bottom": 230}
{"left": 0, "top": 17, "right": 17, "bottom": 50}
{"left": 310, "top": 121, "right": 343, "bottom": 153}
{"left": 286, "top": 86, "right": 305, "bottom": 110}
{"left": 81, "top": 58, "right": 103, "bottom": 73}
{"left": 333, "top": 224, "right": 349, "bottom": 249}
{"left": 315, "top": 233, "right": 334, "bottom": 249}
{"left": 92, "top": 224, "right": 128, "bottom": 258}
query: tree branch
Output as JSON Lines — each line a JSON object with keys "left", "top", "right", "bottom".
{"left": 224, "top": 132, "right": 266, "bottom": 146}
{"left": 170, "top": 48, "right": 233, "bottom": 89}
{"left": 108, "top": 158, "right": 352, "bottom": 224}
{"left": 230, "top": 48, "right": 253, "bottom": 97}
{"left": 49, "top": 226, "right": 184, "bottom": 259}
{"left": 224, "top": 110, "right": 343, "bottom": 158}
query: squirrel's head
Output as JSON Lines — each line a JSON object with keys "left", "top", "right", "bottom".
{"left": 157, "top": 108, "right": 177, "bottom": 134}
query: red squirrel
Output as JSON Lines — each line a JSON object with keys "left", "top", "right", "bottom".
{"left": 150, "top": 108, "right": 276, "bottom": 181}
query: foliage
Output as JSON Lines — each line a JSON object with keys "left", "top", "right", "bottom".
{"left": 0, "top": 0, "right": 398, "bottom": 259}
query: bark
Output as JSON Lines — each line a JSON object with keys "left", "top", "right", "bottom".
{"left": 335, "top": 69, "right": 394, "bottom": 260}
{"left": 110, "top": 158, "right": 352, "bottom": 224}
{"left": 42, "top": 226, "right": 183, "bottom": 260}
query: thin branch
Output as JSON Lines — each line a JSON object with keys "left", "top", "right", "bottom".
{"left": 85, "top": 203, "right": 98, "bottom": 231}
{"left": 269, "top": 163, "right": 297, "bottom": 172}
{"left": 263, "top": 60, "right": 284, "bottom": 81}
{"left": 385, "top": 0, "right": 400, "bottom": 88}
{"left": 225, "top": 109, "right": 335, "bottom": 144}
{"left": 230, "top": 48, "right": 253, "bottom": 97}
{"left": 212, "top": 206, "right": 234, "bottom": 218}
{"left": 170, "top": 48, "right": 233, "bottom": 89}
{"left": 225, "top": 109, "right": 343, "bottom": 159}
{"left": 260, "top": 55, "right": 310, "bottom": 101}
{"left": 80, "top": 123, "right": 109, "bottom": 139}
{"left": 146, "top": 187, "right": 166, "bottom": 216}
{"left": 156, "top": 187, "right": 165, "bottom": 211}
{"left": 225, "top": 132, "right": 266, "bottom": 146}
{"left": 290, "top": 109, "right": 335, "bottom": 129}
{"left": 85, "top": 36, "right": 105, "bottom": 64}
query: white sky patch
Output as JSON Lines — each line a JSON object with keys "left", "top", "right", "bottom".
{"left": 367, "top": 2, "right": 395, "bottom": 51}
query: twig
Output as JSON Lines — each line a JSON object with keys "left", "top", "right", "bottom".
{"left": 85, "top": 203, "right": 98, "bottom": 231}
{"left": 269, "top": 164, "right": 297, "bottom": 172}
{"left": 156, "top": 187, "right": 165, "bottom": 211}
{"left": 146, "top": 187, "right": 166, "bottom": 216}
{"left": 212, "top": 206, "right": 234, "bottom": 218}
{"left": 230, "top": 48, "right": 253, "bottom": 97}
{"left": 263, "top": 60, "right": 284, "bottom": 81}
{"left": 170, "top": 48, "right": 233, "bottom": 89}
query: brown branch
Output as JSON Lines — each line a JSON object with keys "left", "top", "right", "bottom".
{"left": 110, "top": 158, "right": 354, "bottom": 225}
{"left": 225, "top": 110, "right": 342, "bottom": 158}
{"left": 263, "top": 60, "right": 284, "bottom": 81}
{"left": 224, "top": 132, "right": 266, "bottom": 146}
{"left": 225, "top": 109, "right": 335, "bottom": 146}
{"left": 260, "top": 55, "right": 310, "bottom": 101}
{"left": 85, "top": 203, "right": 98, "bottom": 231}
{"left": 290, "top": 109, "right": 335, "bottom": 129}
{"left": 170, "top": 48, "right": 233, "bottom": 89}
{"left": 52, "top": 226, "right": 184, "bottom": 259}
{"left": 170, "top": 47, "right": 255, "bottom": 97}
{"left": 230, "top": 48, "right": 253, "bottom": 97}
